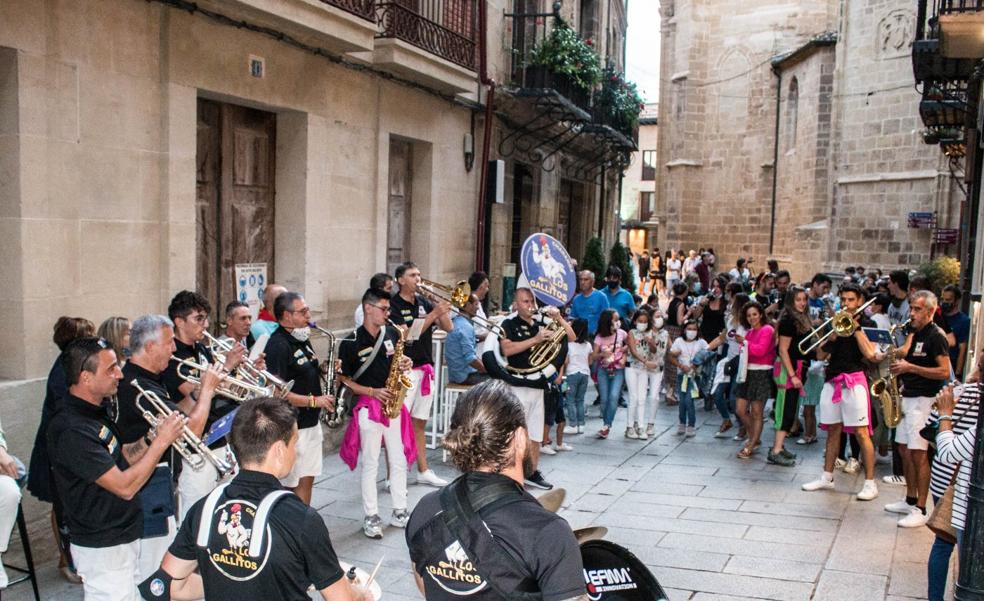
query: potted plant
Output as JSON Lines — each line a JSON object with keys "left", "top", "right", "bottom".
{"left": 595, "top": 67, "right": 645, "bottom": 139}
{"left": 526, "top": 19, "right": 602, "bottom": 107}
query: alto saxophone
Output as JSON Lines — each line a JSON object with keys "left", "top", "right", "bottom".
{"left": 383, "top": 320, "right": 413, "bottom": 419}
{"left": 870, "top": 319, "right": 909, "bottom": 428}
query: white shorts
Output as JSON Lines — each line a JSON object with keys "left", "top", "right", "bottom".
{"left": 896, "top": 395, "right": 935, "bottom": 451}
{"left": 404, "top": 367, "right": 435, "bottom": 421}
{"left": 280, "top": 424, "right": 324, "bottom": 488}
{"left": 509, "top": 385, "right": 545, "bottom": 443}
{"left": 72, "top": 540, "right": 141, "bottom": 601}
{"left": 178, "top": 447, "right": 236, "bottom": 522}
{"left": 819, "top": 381, "right": 870, "bottom": 428}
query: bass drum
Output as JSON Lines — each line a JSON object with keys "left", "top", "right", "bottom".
{"left": 580, "top": 540, "right": 668, "bottom": 601}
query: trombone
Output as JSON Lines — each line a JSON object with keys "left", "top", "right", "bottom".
{"left": 130, "top": 380, "right": 234, "bottom": 478}
{"left": 202, "top": 331, "right": 293, "bottom": 398}
{"left": 172, "top": 355, "right": 278, "bottom": 403}
{"left": 798, "top": 296, "right": 877, "bottom": 355}
{"left": 418, "top": 278, "right": 505, "bottom": 337}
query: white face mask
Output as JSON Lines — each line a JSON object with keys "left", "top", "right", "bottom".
{"left": 652, "top": 317, "right": 664, "bottom": 329}
{"left": 635, "top": 323, "right": 648, "bottom": 332}
{"left": 290, "top": 326, "right": 311, "bottom": 342}
{"left": 684, "top": 330, "right": 698, "bottom": 341}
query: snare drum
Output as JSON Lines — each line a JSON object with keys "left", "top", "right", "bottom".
{"left": 580, "top": 540, "right": 668, "bottom": 600}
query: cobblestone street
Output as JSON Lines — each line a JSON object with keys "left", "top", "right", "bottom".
{"left": 5, "top": 387, "right": 947, "bottom": 601}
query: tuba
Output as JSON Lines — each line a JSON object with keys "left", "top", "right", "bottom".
{"left": 798, "top": 296, "right": 877, "bottom": 355}
{"left": 383, "top": 321, "right": 413, "bottom": 419}
{"left": 870, "top": 319, "right": 910, "bottom": 428}
{"left": 130, "top": 380, "right": 234, "bottom": 479}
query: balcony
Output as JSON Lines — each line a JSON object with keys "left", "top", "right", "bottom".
{"left": 373, "top": 0, "right": 478, "bottom": 95}
{"left": 921, "top": 0, "right": 984, "bottom": 57}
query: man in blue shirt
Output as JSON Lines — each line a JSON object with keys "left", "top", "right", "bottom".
{"left": 445, "top": 294, "right": 489, "bottom": 385}
{"left": 602, "top": 266, "right": 636, "bottom": 327}
{"left": 570, "top": 271, "right": 609, "bottom": 336}
{"left": 941, "top": 285, "right": 971, "bottom": 379}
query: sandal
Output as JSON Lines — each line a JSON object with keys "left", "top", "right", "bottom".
{"left": 736, "top": 447, "right": 753, "bottom": 459}
{"left": 796, "top": 436, "right": 818, "bottom": 445}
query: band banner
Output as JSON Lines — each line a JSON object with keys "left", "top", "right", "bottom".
{"left": 519, "top": 233, "right": 576, "bottom": 307}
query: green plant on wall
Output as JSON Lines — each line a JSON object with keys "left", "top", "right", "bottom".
{"left": 581, "top": 237, "right": 606, "bottom": 288}
{"left": 916, "top": 256, "right": 961, "bottom": 293}
{"left": 596, "top": 66, "right": 645, "bottom": 136}
{"left": 528, "top": 20, "right": 602, "bottom": 92}
{"left": 608, "top": 241, "right": 635, "bottom": 290}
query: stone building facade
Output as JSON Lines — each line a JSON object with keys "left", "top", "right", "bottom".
{"left": 0, "top": 0, "right": 629, "bottom": 550}
{"left": 620, "top": 102, "right": 659, "bottom": 254}
{"left": 657, "top": 0, "right": 961, "bottom": 281}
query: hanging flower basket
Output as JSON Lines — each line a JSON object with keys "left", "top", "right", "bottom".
{"left": 527, "top": 19, "right": 602, "bottom": 103}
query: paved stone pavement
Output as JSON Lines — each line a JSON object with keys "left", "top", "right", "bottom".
{"left": 4, "top": 392, "right": 954, "bottom": 601}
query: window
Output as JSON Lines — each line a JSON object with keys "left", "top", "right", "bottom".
{"left": 641, "top": 150, "right": 656, "bottom": 180}
{"left": 786, "top": 77, "right": 799, "bottom": 149}
{"left": 640, "top": 192, "right": 655, "bottom": 221}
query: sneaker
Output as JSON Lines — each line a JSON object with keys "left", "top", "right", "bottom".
{"left": 597, "top": 427, "right": 610, "bottom": 439}
{"left": 802, "top": 476, "right": 835, "bottom": 492}
{"left": 638, "top": 429, "right": 649, "bottom": 441}
{"left": 676, "top": 424, "right": 686, "bottom": 436}
{"left": 646, "top": 424, "right": 655, "bottom": 437}
{"left": 564, "top": 425, "right": 579, "bottom": 435}
{"left": 715, "top": 420, "right": 733, "bottom": 438}
{"left": 856, "top": 480, "right": 879, "bottom": 501}
{"left": 554, "top": 442, "right": 574, "bottom": 452}
{"left": 417, "top": 469, "right": 448, "bottom": 487}
{"left": 363, "top": 515, "right": 383, "bottom": 539}
{"left": 390, "top": 509, "right": 410, "bottom": 529}
{"left": 625, "top": 427, "right": 639, "bottom": 439}
{"left": 796, "top": 436, "right": 818, "bottom": 445}
{"left": 882, "top": 475, "right": 907, "bottom": 486}
{"left": 779, "top": 448, "right": 797, "bottom": 460}
{"left": 834, "top": 458, "right": 848, "bottom": 471}
{"left": 843, "top": 458, "right": 861, "bottom": 474}
{"left": 524, "top": 470, "right": 553, "bottom": 490}
{"left": 885, "top": 500, "right": 913, "bottom": 514}
{"left": 540, "top": 444, "right": 557, "bottom": 456}
{"left": 898, "top": 507, "right": 928, "bottom": 528}
{"left": 768, "top": 450, "right": 796, "bottom": 467}
{"left": 685, "top": 427, "right": 696, "bottom": 438}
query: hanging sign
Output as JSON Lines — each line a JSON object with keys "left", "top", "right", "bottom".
{"left": 234, "top": 263, "right": 267, "bottom": 321}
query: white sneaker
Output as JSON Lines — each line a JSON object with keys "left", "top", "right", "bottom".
{"left": 564, "top": 425, "right": 579, "bottom": 435}
{"left": 843, "top": 458, "right": 861, "bottom": 474}
{"left": 540, "top": 444, "right": 558, "bottom": 456}
{"left": 625, "top": 427, "right": 639, "bottom": 439}
{"left": 882, "top": 475, "right": 907, "bottom": 486}
{"left": 857, "top": 480, "right": 879, "bottom": 501}
{"left": 884, "top": 500, "right": 913, "bottom": 514}
{"left": 0, "top": 559, "right": 7, "bottom": 590}
{"left": 802, "top": 476, "right": 835, "bottom": 492}
{"left": 363, "top": 514, "right": 383, "bottom": 539}
{"left": 638, "top": 430, "right": 649, "bottom": 441}
{"left": 554, "top": 442, "right": 574, "bottom": 452}
{"left": 577, "top": 425, "right": 584, "bottom": 434}
{"left": 898, "top": 507, "right": 928, "bottom": 528}
{"left": 646, "top": 424, "right": 655, "bottom": 437}
{"left": 416, "top": 469, "right": 448, "bottom": 487}
{"left": 391, "top": 509, "right": 410, "bottom": 528}
{"left": 834, "top": 458, "right": 847, "bottom": 471}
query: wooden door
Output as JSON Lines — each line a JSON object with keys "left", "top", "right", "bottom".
{"left": 387, "top": 139, "right": 413, "bottom": 276}
{"left": 196, "top": 99, "right": 276, "bottom": 319}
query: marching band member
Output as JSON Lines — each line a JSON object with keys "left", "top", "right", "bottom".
{"left": 250, "top": 284, "right": 287, "bottom": 342}
{"left": 406, "top": 380, "right": 584, "bottom": 600}
{"left": 141, "top": 397, "right": 366, "bottom": 601}
{"left": 801, "top": 283, "right": 884, "bottom": 500}
{"left": 220, "top": 300, "right": 256, "bottom": 349}
{"left": 115, "top": 315, "right": 222, "bottom": 579}
{"left": 263, "top": 291, "right": 335, "bottom": 506}
{"left": 389, "top": 262, "right": 452, "bottom": 487}
{"left": 354, "top": 273, "right": 394, "bottom": 328}
{"left": 883, "top": 290, "right": 950, "bottom": 527}
{"left": 162, "top": 292, "right": 242, "bottom": 518}
{"left": 338, "top": 288, "right": 416, "bottom": 539}
{"left": 49, "top": 337, "right": 184, "bottom": 601}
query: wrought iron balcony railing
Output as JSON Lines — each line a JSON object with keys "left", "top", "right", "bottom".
{"left": 320, "top": 0, "right": 376, "bottom": 21}
{"left": 376, "top": 1, "right": 477, "bottom": 70}
{"left": 937, "top": 0, "right": 984, "bottom": 13}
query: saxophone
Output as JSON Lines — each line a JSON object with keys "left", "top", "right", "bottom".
{"left": 383, "top": 320, "right": 413, "bottom": 419}
{"left": 870, "top": 319, "right": 909, "bottom": 428}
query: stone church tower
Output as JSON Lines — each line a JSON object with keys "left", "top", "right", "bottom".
{"left": 657, "top": 0, "right": 962, "bottom": 280}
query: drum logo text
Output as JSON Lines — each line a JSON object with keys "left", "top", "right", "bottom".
{"left": 584, "top": 567, "right": 637, "bottom": 598}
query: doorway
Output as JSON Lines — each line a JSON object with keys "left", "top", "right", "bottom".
{"left": 387, "top": 138, "right": 413, "bottom": 276}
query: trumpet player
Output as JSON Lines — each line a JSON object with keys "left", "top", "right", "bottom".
{"left": 163, "top": 292, "right": 243, "bottom": 518}
{"left": 883, "top": 290, "right": 950, "bottom": 527}
{"left": 264, "top": 291, "right": 335, "bottom": 506}
{"left": 115, "top": 315, "right": 223, "bottom": 576}
{"left": 49, "top": 337, "right": 184, "bottom": 601}
{"left": 221, "top": 300, "right": 256, "bottom": 350}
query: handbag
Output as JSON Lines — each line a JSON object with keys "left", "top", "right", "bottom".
{"left": 926, "top": 477, "right": 958, "bottom": 544}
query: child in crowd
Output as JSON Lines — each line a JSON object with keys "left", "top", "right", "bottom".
{"left": 563, "top": 319, "right": 591, "bottom": 435}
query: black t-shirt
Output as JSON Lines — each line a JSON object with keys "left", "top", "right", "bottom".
{"left": 338, "top": 326, "right": 401, "bottom": 389}
{"left": 264, "top": 327, "right": 321, "bottom": 429}
{"left": 900, "top": 323, "right": 949, "bottom": 398}
{"left": 406, "top": 472, "right": 584, "bottom": 601}
{"left": 667, "top": 297, "right": 686, "bottom": 327}
{"left": 163, "top": 339, "right": 238, "bottom": 444}
{"left": 169, "top": 470, "right": 343, "bottom": 601}
{"left": 500, "top": 315, "right": 540, "bottom": 371}
{"left": 389, "top": 293, "right": 436, "bottom": 367}
{"left": 698, "top": 304, "right": 725, "bottom": 343}
{"left": 48, "top": 395, "right": 143, "bottom": 548}
{"left": 116, "top": 362, "right": 178, "bottom": 444}
{"left": 823, "top": 315, "right": 876, "bottom": 381}
{"left": 778, "top": 315, "right": 816, "bottom": 366}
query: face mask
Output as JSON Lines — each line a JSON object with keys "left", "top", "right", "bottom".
{"left": 693, "top": 283, "right": 702, "bottom": 294}
{"left": 635, "top": 323, "right": 648, "bottom": 332}
{"left": 941, "top": 302, "right": 953, "bottom": 313}
{"left": 652, "top": 317, "right": 664, "bottom": 329}
{"left": 607, "top": 280, "right": 619, "bottom": 289}
{"left": 290, "top": 326, "right": 311, "bottom": 342}
{"left": 685, "top": 330, "right": 697, "bottom": 341}
{"left": 863, "top": 307, "right": 874, "bottom": 316}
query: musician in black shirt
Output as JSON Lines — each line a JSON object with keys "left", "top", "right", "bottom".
{"left": 339, "top": 288, "right": 415, "bottom": 539}
{"left": 50, "top": 338, "right": 183, "bottom": 601}
{"left": 264, "top": 291, "right": 335, "bottom": 506}
{"left": 389, "top": 262, "right": 453, "bottom": 487}
{"left": 144, "top": 397, "right": 366, "bottom": 601}
{"left": 884, "top": 290, "right": 951, "bottom": 527}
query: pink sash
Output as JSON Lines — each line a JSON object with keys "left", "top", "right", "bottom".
{"left": 339, "top": 395, "right": 418, "bottom": 470}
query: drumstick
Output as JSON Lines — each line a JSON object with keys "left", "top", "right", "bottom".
{"left": 366, "top": 555, "right": 384, "bottom": 589}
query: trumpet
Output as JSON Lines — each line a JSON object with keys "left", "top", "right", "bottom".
{"left": 172, "top": 355, "right": 277, "bottom": 403}
{"left": 202, "top": 332, "right": 293, "bottom": 399}
{"left": 798, "top": 296, "right": 877, "bottom": 355}
{"left": 418, "top": 278, "right": 505, "bottom": 337}
{"left": 130, "top": 380, "right": 234, "bottom": 478}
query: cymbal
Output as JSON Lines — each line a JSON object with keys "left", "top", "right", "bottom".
{"left": 536, "top": 488, "right": 566, "bottom": 513}
{"left": 573, "top": 526, "right": 608, "bottom": 543}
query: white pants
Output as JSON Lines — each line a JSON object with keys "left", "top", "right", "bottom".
{"left": 0, "top": 475, "right": 21, "bottom": 554}
{"left": 136, "top": 516, "right": 176, "bottom": 583}
{"left": 281, "top": 424, "right": 324, "bottom": 488}
{"left": 405, "top": 367, "right": 435, "bottom": 420}
{"left": 71, "top": 540, "right": 140, "bottom": 601}
{"left": 358, "top": 407, "right": 408, "bottom": 517}
{"left": 179, "top": 445, "right": 236, "bottom": 522}
{"left": 509, "top": 386, "right": 545, "bottom": 443}
{"left": 625, "top": 367, "right": 662, "bottom": 426}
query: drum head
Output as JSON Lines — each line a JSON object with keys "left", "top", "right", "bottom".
{"left": 580, "top": 540, "right": 668, "bottom": 600}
